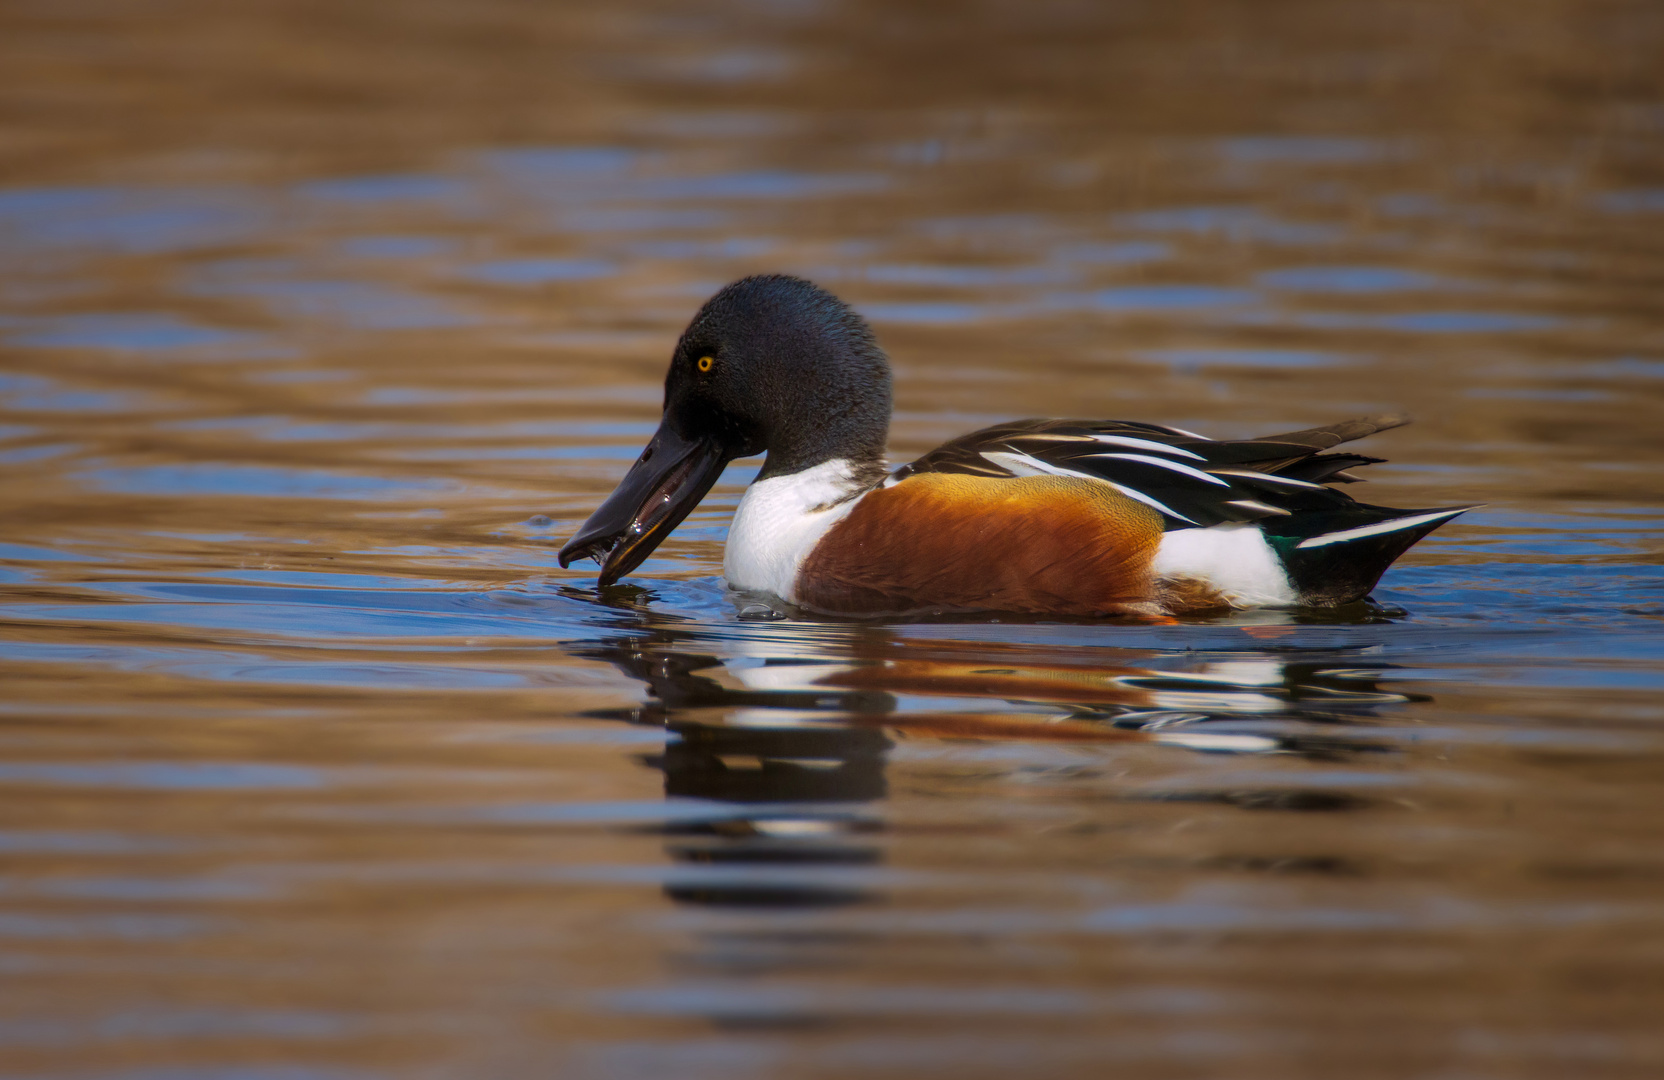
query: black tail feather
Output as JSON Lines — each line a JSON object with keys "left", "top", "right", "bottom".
{"left": 1277, "top": 452, "right": 1386, "bottom": 484}
{"left": 1255, "top": 413, "right": 1412, "bottom": 450}
{"left": 1264, "top": 505, "right": 1477, "bottom": 606}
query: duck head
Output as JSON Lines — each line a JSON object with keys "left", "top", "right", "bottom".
{"left": 558, "top": 274, "right": 892, "bottom": 586}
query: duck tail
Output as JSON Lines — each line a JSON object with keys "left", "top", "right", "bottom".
{"left": 1262, "top": 504, "right": 1478, "bottom": 605}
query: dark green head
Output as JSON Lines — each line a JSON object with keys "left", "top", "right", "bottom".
{"left": 559, "top": 275, "right": 893, "bottom": 584}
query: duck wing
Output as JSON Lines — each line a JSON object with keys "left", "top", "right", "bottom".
{"left": 890, "top": 414, "right": 1410, "bottom": 529}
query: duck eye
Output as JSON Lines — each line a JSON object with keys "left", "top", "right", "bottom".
{"left": 696, "top": 355, "right": 714, "bottom": 373}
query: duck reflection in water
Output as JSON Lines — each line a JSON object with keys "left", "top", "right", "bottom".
{"left": 566, "top": 594, "right": 1426, "bottom": 910}
{"left": 574, "top": 626, "right": 891, "bottom": 908}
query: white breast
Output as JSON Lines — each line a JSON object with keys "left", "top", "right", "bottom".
{"left": 723, "top": 458, "right": 867, "bottom": 603}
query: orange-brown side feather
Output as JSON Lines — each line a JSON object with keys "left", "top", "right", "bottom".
{"left": 795, "top": 473, "right": 1166, "bottom": 617}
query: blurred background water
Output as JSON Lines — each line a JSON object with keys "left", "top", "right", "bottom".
{"left": 2, "top": 1, "right": 1663, "bottom": 1077}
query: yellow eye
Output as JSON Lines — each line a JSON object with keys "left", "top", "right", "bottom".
{"left": 697, "top": 355, "right": 714, "bottom": 373}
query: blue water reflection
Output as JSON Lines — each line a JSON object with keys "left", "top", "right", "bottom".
{"left": 2, "top": 27, "right": 1664, "bottom": 1076}
{"left": 1117, "top": 206, "right": 1343, "bottom": 245}
{"left": 0, "top": 186, "right": 266, "bottom": 255}
{"left": 9, "top": 312, "right": 266, "bottom": 354}
{"left": 457, "top": 258, "right": 618, "bottom": 285}
{"left": 0, "top": 374, "right": 135, "bottom": 412}
{"left": 73, "top": 464, "right": 456, "bottom": 500}
{"left": 1259, "top": 266, "right": 1447, "bottom": 293}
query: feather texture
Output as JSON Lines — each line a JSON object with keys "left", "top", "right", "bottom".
{"left": 891, "top": 416, "right": 1408, "bottom": 528}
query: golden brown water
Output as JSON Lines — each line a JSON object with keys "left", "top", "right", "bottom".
{"left": 3, "top": 1, "right": 1664, "bottom": 1076}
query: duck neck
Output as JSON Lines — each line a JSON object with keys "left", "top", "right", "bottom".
{"left": 754, "top": 389, "right": 891, "bottom": 496}
{"left": 757, "top": 438, "right": 889, "bottom": 506}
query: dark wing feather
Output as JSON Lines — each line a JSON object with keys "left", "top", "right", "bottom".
{"left": 893, "top": 415, "right": 1409, "bottom": 529}
{"left": 1253, "top": 413, "right": 1411, "bottom": 449}
{"left": 1277, "top": 453, "right": 1384, "bottom": 483}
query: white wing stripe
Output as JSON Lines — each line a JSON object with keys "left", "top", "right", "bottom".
{"left": 980, "top": 449, "right": 1060, "bottom": 477}
{"left": 1105, "top": 482, "right": 1200, "bottom": 524}
{"left": 1225, "top": 499, "right": 1291, "bottom": 517}
{"left": 1146, "top": 423, "right": 1207, "bottom": 439}
{"left": 1209, "top": 469, "right": 1328, "bottom": 491}
{"left": 1084, "top": 434, "right": 1207, "bottom": 460}
{"left": 1088, "top": 453, "right": 1231, "bottom": 487}
{"left": 1295, "top": 508, "right": 1468, "bottom": 549}
{"left": 981, "top": 449, "right": 1200, "bottom": 524}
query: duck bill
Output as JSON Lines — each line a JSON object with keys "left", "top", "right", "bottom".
{"left": 558, "top": 424, "right": 729, "bottom": 587}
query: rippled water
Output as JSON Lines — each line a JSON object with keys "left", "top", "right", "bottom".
{"left": 3, "top": 1, "right": 1664, "bottom": 1076}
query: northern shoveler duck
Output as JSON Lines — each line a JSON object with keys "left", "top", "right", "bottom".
{"left": 558, "top": 274, "right": 1474, "bottom": 617}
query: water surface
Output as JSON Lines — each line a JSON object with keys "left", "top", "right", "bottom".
{"left": 3, "top": 1, "right": 1664, "bottom": 1077}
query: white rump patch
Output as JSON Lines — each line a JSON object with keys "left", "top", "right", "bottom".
{"left": 724, "top": 458, "right": 868, "bottom": 604}
{"left": 1154, "top": 524, "right": 1298, "bottom": 608}
{"left": 1295, "top": 508, "right": 1469, "bottom": 549}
